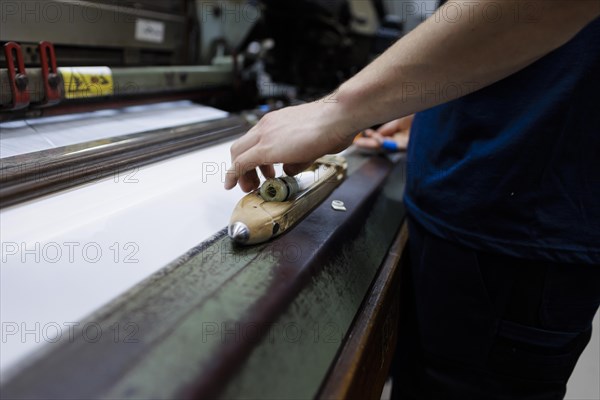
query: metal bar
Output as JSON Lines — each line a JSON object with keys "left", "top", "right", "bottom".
{"left": 0, "top": 88, "right": 233, "bottom": 121}
{"left": 0, "top": 65, "right": 234, "bottom": 108}
{"left": 110, "top": 65, "right": 234, "bottom": 94}
{"left": 0, "top": 115, "right": 249, "bottom": 208}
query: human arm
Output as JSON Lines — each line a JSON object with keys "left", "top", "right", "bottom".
{"left": 225, "top": 1, "right": 600, "bottom": 191}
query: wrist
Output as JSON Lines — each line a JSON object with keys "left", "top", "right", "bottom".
{"left": 322, "top": 82, "right": 365, "bottom": 140}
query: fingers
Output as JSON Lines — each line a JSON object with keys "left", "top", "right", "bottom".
{"left": 230, "top": 128, "right": 260, "bottom": 160}
{"left": 354, "top": 123, "right": 411, "bottom": 152}
{"left": 397, "top": 114, "right": 415, "bottom": 131}
{"left": 224, "top": 102, "right": 342, "bottom": 190}
{"left": 225, "top": 144, "right": 262, "bottom": 190}
{"left": 225, "top": 144, "right": 277, "bottom": 192}
{"left": 238, "top": 169, "right": 260, "bottom": 192}
{"left": 362, "top": 128, "right": 377, "bottom": 137}
{"left": 375, "top": 114, "right": 415, "bottom": 136}
{"left": 283, "top": 162, "right": 313, "bottom": 177}
{"left": 355, "top": 128, "right": 383, "bottom": 150}
{"left": 259, "top": 164, "right": 275, "bottom": 180}
{"left": 225, "top": 164, "right": 274, "bottom": 192}
{"left": 353, "top": 136, "right": 382, "bottom": 149}
{"left": 226, "top": 123, "right": 277, "bottom": 191}
{"left": 393, "top": 131, "right": 410, "bottom": 150}
{"left": 377, "top": 119, "right": 403, "bottom": 137}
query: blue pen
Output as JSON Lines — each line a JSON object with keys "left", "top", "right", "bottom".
{"left": 381, "top": 139, "right": 399, "bottom": 152}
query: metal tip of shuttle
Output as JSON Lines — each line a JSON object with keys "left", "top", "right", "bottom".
{"left": 228, "top": 222, "right": 250, "bottom": 244}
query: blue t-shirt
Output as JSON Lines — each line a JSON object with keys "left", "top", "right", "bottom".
{"left": 405, "top": 17, "right": 600, "bottom": 264}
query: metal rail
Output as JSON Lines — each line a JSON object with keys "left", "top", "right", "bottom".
{"left": 0, "top": 115, "right": 249, "bottom": 208}
{"left": 1, "top": 65, "right": 234, "bottom": 107}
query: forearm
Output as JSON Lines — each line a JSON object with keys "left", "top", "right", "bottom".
{"left": 224, "top": 0, "right": 599, "bottom": 191}
{"left": 334, "top": 0, "right": 600, "bottom": 133}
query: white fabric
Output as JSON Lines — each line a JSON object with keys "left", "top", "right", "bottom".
{"left": 0, "top": 101, "right": 228, "bottom": 158}
{"left": 0, "top": 103, "right": 246, "bottom": 380}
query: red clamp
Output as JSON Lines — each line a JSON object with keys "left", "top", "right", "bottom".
{"left": 37, "top": 41, "right": 62, "bottom": 107}
{"left": 2, "top": 42, "right": 30, "bottom": 110}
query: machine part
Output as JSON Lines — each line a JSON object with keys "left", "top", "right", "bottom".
{"left": 228, "top": 221, "right": 250, "bottom": 244}
{"left": 259, "top": 163, "right": 334, "bottom": 202}
{"left": 196, "top": 0, "right": 260, "bottom": 64}
{"left": 259, "top": 176, "right": 300, "bottom": 202}
{"left": 229, "top": 155, "right": 348, "bottom": 244}
{"left": 0, "top": 64, "right": 234, "bottom": 113}
{"left": 109, "top": 65, "right": 233, "bottom": 95}
{"left": 36, "top": 41, "right": 63, "bottom": 107}
{"left": 0, "top": 115, "right": 250, "bottom": 209}
{"left": 348, "top": 0, "right": 379, "bottom": 35}
{"left": 257, "top": 0, "right": 380, "bottom": 94}
{"left": 1, "top": 42, "right": 30, "bottom": 110}
{"left": 0, "top": 0, "right": 187, "bottom": 66}
{"left": 331, "top": 200, "right": 347, "bottom": 211}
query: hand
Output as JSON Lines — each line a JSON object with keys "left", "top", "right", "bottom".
{"left": 353, "top": 114, "right": 413, "bottom": 152}
{"left": 225, "top": 100, "right": 356, "bottom": 192}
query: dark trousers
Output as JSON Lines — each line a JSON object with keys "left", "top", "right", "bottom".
{"left": 392, "top": 219, "right": 600, "bottom": 400}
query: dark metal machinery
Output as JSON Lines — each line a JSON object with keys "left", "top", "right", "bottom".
{"left": 1, "top": 0, "right": 402, "bottom": 117}
{"left": 0, "top": 1, "right": 248, "bottom": 118}
{"left": 0, "top": 0, "right": 190, "bottom": 67}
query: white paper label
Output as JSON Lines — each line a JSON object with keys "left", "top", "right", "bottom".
{"left": 135, "top": 18, "right": 165, "bottom": 44}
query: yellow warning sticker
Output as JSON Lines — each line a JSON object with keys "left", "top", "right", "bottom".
{"left": 59, "top": 66, "right": 114, "bottom": 99}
